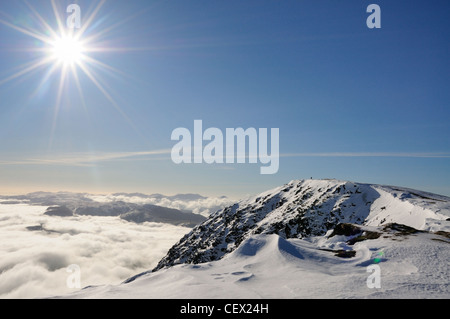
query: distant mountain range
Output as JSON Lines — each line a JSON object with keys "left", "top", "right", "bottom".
{"left": 0, "top": 191, "right": 210, "bottom": 227}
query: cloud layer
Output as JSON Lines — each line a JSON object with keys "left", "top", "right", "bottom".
{"left": 0, "top": 201, "right": 191, "bottom": 298}
{"left": 85, "top": 193, "right": 234, "bottom": 217}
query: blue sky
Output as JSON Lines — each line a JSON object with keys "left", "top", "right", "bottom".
{"left": 0, "top": 0, "right": 449, "bottom": 198}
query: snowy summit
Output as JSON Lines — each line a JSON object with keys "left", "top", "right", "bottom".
{"left": 57, "top": 179, "right": 450, "bottom": 299}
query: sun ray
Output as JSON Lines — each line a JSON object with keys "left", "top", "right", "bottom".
{"left": 77, "top": 62, "right": 124, "bottom": 114}
{"left": 75, "top": 0, "right": 107, "bottom": 41}
{"left": 0, "top": 17, "right": 52, "bottom": 45}
{"left": 77, "top": 61, "right": 137, "bottom": 131}
{"left": 49, "top": 64, "right": 68, "bottom": 148}
{"left": 29, "top": 62, "right": 60, "bottom": 101}
{"left": 82, "top": 54, "right": 130, "bottom": 79}
{"left": 24, "top": 0, "right": 59, "bottom": 39}
{"left": 56, "top": 64, "right": 68, "bottom": 110}
{"left": 81, "top": 7, "right": 151, "bottom": 44}
{"left": 70, "top": 63, "right": 88, "bottom": 114}
{"left": 50, "top": 0, "right": 66, "bottom": 37}
{"left": 0, "top": 56, "right": 54, "bottom": 86}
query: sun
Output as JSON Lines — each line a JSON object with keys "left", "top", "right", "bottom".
{"left": 50, "top": 35, "right": 86, "bottom": 66}
{"left": 0, "top": 0, "right": 140, "bottom": 146}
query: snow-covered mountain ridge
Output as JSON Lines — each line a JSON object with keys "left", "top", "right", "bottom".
{"left": 154, "top": 179, "right": 450, "bottom": 271}
{"left": 55, "top": 179, "right": 450, "bottom": 299}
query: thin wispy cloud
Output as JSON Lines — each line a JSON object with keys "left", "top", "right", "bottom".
{"left": 280, "top": 152, "right": 450, "bottom": 159}
{"left": 1, "top": 150, "right": 449, "bottom": 168}
{"left": 0, "top": 149, "right": 172, "bottom": 167}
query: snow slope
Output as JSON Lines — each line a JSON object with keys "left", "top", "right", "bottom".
{"left": 58, "top": 227, "right": 450, "bottom": 299}
{"left": 53, "top": 179, "right": 450, "bottom": 299}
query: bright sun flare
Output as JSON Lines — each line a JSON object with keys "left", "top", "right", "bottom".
{"left": 0, "top": 0, "right": 136, "bottom": 146}
{"left": 50, "top": 35, "right": 85, "bottom": 65}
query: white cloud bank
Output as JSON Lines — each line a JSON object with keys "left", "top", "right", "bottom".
{"left": 0, "top": 202, "right": 191, "bottom": 298}
{"left": 85, "top": 193, "right": 234, "bottom": 217}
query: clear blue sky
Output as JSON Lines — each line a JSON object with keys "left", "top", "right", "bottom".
{"left": 0, "top": 0, "right": 449, "bottom": 198}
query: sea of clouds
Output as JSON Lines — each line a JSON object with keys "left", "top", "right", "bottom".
{"left": 85, "top": 193, "right": 234, "bottom": 217}
{"left": 0, "top": 194, "right": 233, "bottom": 298}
